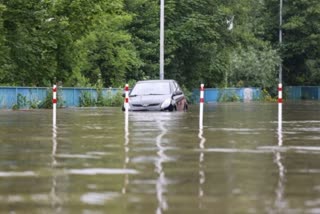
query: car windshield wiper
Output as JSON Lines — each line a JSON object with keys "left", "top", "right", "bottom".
{"left": 146, "top": 93, "right": 165, "bottom": 95}
{"left": 130, "top": 93, "right": 165, "bottom": 96}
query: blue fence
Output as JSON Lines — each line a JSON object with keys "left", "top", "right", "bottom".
{"left": 0, "top": 87, "right": 48, "bottom": 109}
{"left": 192, "top": 87, "right": 261, "bottom": 103}
{"left": 3, "top": 86, "right": 319, "bottom": 109}
{"left": 0, "top": 87, "right": 121, "bottom": 109}
{"left": 286, "top": 86, "right": 320, "bottom": 100}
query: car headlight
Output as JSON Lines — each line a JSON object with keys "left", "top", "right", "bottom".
{"left": 161, "top": 98, "right": 171, "bottom": 109}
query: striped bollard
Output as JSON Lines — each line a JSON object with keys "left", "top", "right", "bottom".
{"left": 124, "top": 84, "right": 129, "bottom": 112}
{"left": 278, "top": 83, "right": 283, "bottom": 104}
{"left": 199, "top": 84, "right": 204, "bottom": 129}
{"left": 123, "top": 83, "right": 130, "bottom": 194}
{"left": 53, "top": 84, "right": 57, "bottom": 125}
{"left": 278, "top": 83, "right": 283, "bottom": 146}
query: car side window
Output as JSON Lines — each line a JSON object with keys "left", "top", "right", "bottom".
{"left": 174, "top": 81, "right": 181, "bottom": 92}
{"left": 169, "top": 81, "right": 175, "bottom": 92}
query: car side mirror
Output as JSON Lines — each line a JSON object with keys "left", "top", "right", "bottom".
{"left": 174, "top": 91, "right": 183, "bottom": 96}
{"left": 122, "top": 90, "right": 131, "bottom": 97}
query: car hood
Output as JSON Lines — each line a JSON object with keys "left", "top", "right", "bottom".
{"left": 129, "top": 94, "right": 171, "bottom": 105}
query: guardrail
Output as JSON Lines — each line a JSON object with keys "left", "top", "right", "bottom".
{"left": 0, "top": 87, "right": 121, "bottom": 109}
{"left": 286, "top": 86, "right": 320, "bottom": 100}
{"left": 192, "top": 87, "right": 261, "bottom": 103}
{"left": 7, "top": 86, "right": 313, "bottom": 109}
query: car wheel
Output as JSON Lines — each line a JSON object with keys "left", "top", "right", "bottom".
{"left": 183, "top": 103, "right": 188, "bottom": 111}
{"left": 168, "top": 105, "right": 174, "bottom": 112}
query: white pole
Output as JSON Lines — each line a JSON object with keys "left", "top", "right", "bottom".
{"left": 278, "top": 83, "right": 283, "bottom": 146}
{"left": 53, "top": 84, "right": 57, "bottom": 126}
{"left": 124, "top": 84, "right": 129, "bottom": 112}
{"left": 122, "top": 99, "right": 129, "bottom": 194}
{"left": 160, "top": 0, "right": 165, "bottom": 80}
{"left": 279, "top": 0, "right": 283, "bottom": 84}
{"left": 278, "top": 1, "right": 283, "bottom": 147}
{"left": 199, "top": 84, "right": 204, "bottom": 129}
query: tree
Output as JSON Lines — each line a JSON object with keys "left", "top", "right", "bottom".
{"left": 0, "top": 3, "right": 11, "bottom": 84}
{"left": 162, "top": 0, "right": 231, "bottom": 89}
{"left": 124, "top": 0, "right": 160, "bottom": 80}
{"left": 229, "top": 45, "right": 280, "bottom": 90}
{"left": 73, "top": 0, "right": 142, "bottom": 87}
{"left": 265, "top": 0, "right": 320, "bottom": 85}
{"left": 1, "top": 0, "right": 56, "bottom": 85}
{"left": 226, "top": 0, "right": 280, "bottom": 90}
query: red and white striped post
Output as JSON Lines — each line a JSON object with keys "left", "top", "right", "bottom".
{"left": 53, "top": 84, "right": 57, "bottom": 125}
{"left": 123, "top": 84, "right": 130, "bottom": 194}
{"left": 199, "top": 84, "right": 204, "bottom": 129}
{"left": 278, "top": 83, "right": 283, "bottom": 104}
{"left": 124, "top": 84, "right": 129, "bottom": 113}
{"left": 278, "top": 83, "right": 283, "bottom": 146}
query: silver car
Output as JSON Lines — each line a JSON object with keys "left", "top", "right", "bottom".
{"left": 123, "top": 80, "right": 188, "bottom": 111}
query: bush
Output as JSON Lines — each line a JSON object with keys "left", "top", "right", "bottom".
{"left": 79, "top": 89, "right": 123, "bottom": 107}
{"left": 79, "top": 91, "right": 96, "bottom": 107}
{"left": 39, "top": 88, "right": 64, "bottom": 108}
{"left": 218, "top": 90, "right": 240, "bottom": 102}
{"left": 260, "top": 88, "right": 276, "bottom": 102}
{"left": 12, "top": 93, "right": 27, "bottom": 110}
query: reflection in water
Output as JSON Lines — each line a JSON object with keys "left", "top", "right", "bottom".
{"left": 278, "top": 103, "right": 283, "bottom": 146}
{"left": 198, "top": 127, "right": 206, "bottom": 208}
{"left": 155, "top": 119, "right": 168, "bottom": 214}
{"left": 274, "top": 151, "right": 286, "bottom": 211}
{"left": 52, "top": 124, "right": 57, "bottom": 166}
{"left": 122, "top": 111, "right": 130, "bottom": 194}
{"left": 274, "top": 103, "right": 286, "bottom": 211}
{"left": 1, "top": 104, "right": 320, "bottom": 213}
{"left": 51, "top": 123, "right": 62, "bottom": 211}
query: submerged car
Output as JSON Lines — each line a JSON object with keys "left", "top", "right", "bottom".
{"left": 123, "top": 80, "right": 188, "bottom": 111}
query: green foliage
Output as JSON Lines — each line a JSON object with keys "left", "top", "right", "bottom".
{"left": 164, "top": 0, "right": 229, "bottom": 89}
{"left": 265, "top": 0, "right": 320, "bottom": 86}
{"left": 181, "top": 85, "right": 193, "bottom": 104}
{"left": 124, "top": 0, "right": 159, "bottom": 80}
{"left": 28, "top": 98, "right": 41, "bottom": 109}
{"left": 79, "top": 91, "right": 96, "bottom": 107}
{"left": 260, "top": 88, "right": 277, "bottom": 102}
{"left": 12, "top": 93, "right": 42, "bottom": 110}
{"left": 79, "top": 89, "right": 123, "bottom": 107}
{"left": 0, "top": 0, "right": 320, "bottom": 88}
{"left": 229, "top": 45, "right": 280, "bottom": 89}
{"left": 218, "top": 89, "right": 240, "bottom": 102}
{"left": 12, "top": 93, "right": 27, "bottom": 110}
{"left": 100, "top": 91, "right": 124, "bottom": 107}
{"left": 39, "top": 88, "right": 64, "bottom": 109}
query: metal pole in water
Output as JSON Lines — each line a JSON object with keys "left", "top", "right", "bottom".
{"left": 122, "top": 88, "right": 130, "bottom": 194}
{"left": 199, "top": 84, "right": 204, "bottom": 129}
{"left": 53, "top": 84, "right": 57, "bottom": 126}
{"left": 124, "top": 84, "right": 129, "bottom": 113}
{"left": 279, "top": 0, "right": 283, "bottom": 84}
{"left": 160, "top": 0, "right": 165, "bottom": 80}
{"left": 278, "top": 0, "right": 283, "bottom": 147}
{"left": 278, "top": 83, "right": 283, "bottom": 146}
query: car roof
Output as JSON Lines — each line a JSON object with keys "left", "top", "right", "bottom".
{"left": 136, "top": 79, "right": 175, "bottom": 84}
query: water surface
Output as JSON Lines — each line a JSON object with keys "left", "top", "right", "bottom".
{"left": 0, "top": 102, "right": 320, "bottom": 213}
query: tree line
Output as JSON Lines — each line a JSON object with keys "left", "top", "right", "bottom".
{"left": 0, "top": 0, "right": 319, "bottom": 92}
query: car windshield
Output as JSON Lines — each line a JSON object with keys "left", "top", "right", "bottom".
{"left": 130, "top": 82, "right": 171, "bottom": 96}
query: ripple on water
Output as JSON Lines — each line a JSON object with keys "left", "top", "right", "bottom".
{"left": 69, "top": 168, "right": 139, "bottom": 175}
{"left": 81, "top": 192, "right": 120, "bottom": 205}
{"left": 0, "top": 171, "right": 37, "bottom": 177}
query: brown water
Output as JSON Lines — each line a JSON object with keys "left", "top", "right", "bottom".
{"left": 0, "top": 102, "right": 320, "bottom": 214}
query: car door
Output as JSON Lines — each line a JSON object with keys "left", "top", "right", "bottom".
{"left": 172, "top": 81, "right": 187, "bottom": 111}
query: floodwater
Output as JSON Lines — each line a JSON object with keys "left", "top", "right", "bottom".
{"left": 0, "top": 102, "right": 320, "bottom": 214}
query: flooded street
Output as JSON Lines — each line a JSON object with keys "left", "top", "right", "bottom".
{"left": 0, "top": 102, "right": 320, "bottom": 213}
